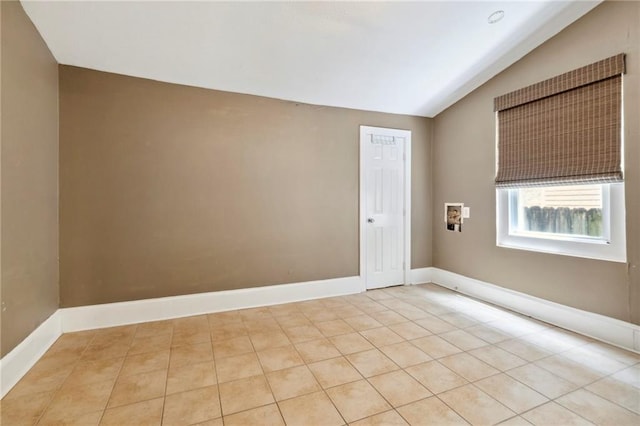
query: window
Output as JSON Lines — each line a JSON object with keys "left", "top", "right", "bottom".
{"left": 495, "top": 54, "right": 626, "bottom": 262}
{"left": 511, "top": 185, "right": 604, "bottom": 240}
{"left": 497, "top": 183, "right": 626, "bottom": 262}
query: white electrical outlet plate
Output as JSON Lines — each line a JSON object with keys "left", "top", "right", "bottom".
{"left": 462, "top": 207, "right": 470, "bottom": 218}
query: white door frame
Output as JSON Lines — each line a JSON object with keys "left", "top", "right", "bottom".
{"left": 359, "top": 125, "right": 412, "bottom": 292}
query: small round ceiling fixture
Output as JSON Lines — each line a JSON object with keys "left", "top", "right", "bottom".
{"left": 488, "top": 10, "right": 505, "bottom": 24}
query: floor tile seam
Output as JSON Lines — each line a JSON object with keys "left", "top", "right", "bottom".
{"left": 439, "top": 334, "right": 493, "bottom": 353}
{"left": 602, "top": 362, "right": 640, "bottom": 385}
{"left": 210, "top": 333, "right": 250, "bottom": 345}
{"left": 241, "top": 321, "right": 283, "bottom": 336}
{"left": 220, "top": 401, "right": 277, "bottom": 422}
{"left": 519, "top": 325, "right": 580, "bottom": 344}
{"left": 460, "top": 341, "right": 531, "bottom": 371}
{"left": 502, "top": 362, "right": 568, "bottom": 392}
{"left": 386, "top": 321, "right": 434, "bottom": 340}
{"left": 257, "top": 338, "right": 289, "bottom": 425}
{"left": 322, "top": 379, "right": 384, "bottom": 425}
{"left": 281, "top": 386, "right": 348, "bottom": 426}
{"left": 496, "top": 338, "right": 555, "bottom": 362}
{"left": 300, "top": 351, "right": 343, "bottom": 365}
{"left": 270, "top": 312, "right": 304, "bottom": 320}
{"left": 31, "top": 353, "right": 87, "bottom": 425}
{"left": 54, "top": 332, "right": 99, "bottom": 365}
{"left": 429, "top": 391, "right": 480, "bottom": 425}
{"left": 532, "top": 358, "right": 606, "bottom": 387}
{"left": 336, "top": 311, "right": 367, "bottom": 321}
{"left": 211, "top": 320, "right": 248, "bottom": 330}
{"left": 397, "top": 362, "right": 470, "bottom": 397}
{"left": 39, "top": 373, "right": 119, "bottom": 425}
{"left": 465, "top": 347, "right": 530, "bottom": 370}
{"left": 128, "top": 341, "right": 173, "bottom": 356}
{"left": 253, "top": 334, "right": 308, "bottom": 375}
{"left": 544, "top": 342, "right": 596, "bottom": 359}
{"left": 89, "top": 332, "right": 137, "bottom": 351}
{"left": 238, "top": 332, "right": 296, "bottom": 414}
{"left": 598, "top": 352, "right": 640, "bottom": 369}
{"left": 118, "top": 361, "right": 170, "bottom": 380}
{"left": 216, "top": 370, "right": 268, "bottom": 385}
{"left": 429, "top": 377, "right": 471, "bottom": 397}
{"left": 422, "top": 352, "right": 499, "bottom": 384}
{"left": 165, "top": 363, "right": 217, "bottom": 396}
{"left": 321, "top": 386, "right": 356, "bottom": 425}
{"left": 314, "top": 325, "right": 357, "bottom": 339}
{"left": 555, "top": 350, "right": 632, "bottom": 376}
{"left": 170, "top": 337, "right": 213, "bottom": 350}
{"left": 398, "top": 337, "right": 437, "bottom": 361}
{"left": 498, "top": 413, "right": 531, "bottom": 425}
{"left": 218, "top": 390, "right": 273, "bottom": 417}
{"left": 394, "top": 392, "right": 468, "bottom": 425}
{"left": 159, "top": 345, "right": 177, "bottom": 426}
{"left": 214, "top": 347, "right": 264, "bottom": 384}
{"left": 265, "top": 370, "right": 320, "bottom": 403}
{"left": 340, "top": 343, "right": 391, "bottom": 358}
{"left": 360, "top": 364, "right": 433, "bottom": 409}
{"left": 209, "top": 318, "right": 247, "bottom": 329}
{"left": 459, "top": 382, "right": 518, "bottom": 420}
{"left": 27, "top": 391, "right": 57, "bottom": 426}
{"left": 577, "top": 382, "right": 640, "bottom": 415}
{"left": 105, "top": 373, "right": 168, "bottom": 411}
{"left": 96, "top": 394, "right": 165, "bottom": 418}
{"left": 58, "top": 359, "right": 126, "bottom": 388}
{"left": 503, "top": 368, "right": 582, "bottom": 401}
{"left": 517, "top": 401, "right": 566, "bottom": 425}
{"left": 166, "top": 388, "right": 224, "bottom": 425}
{"left": 343, "top": 348, "right": 402, "bottom": 380}
{"left": 211, "top": 339, "right": 256, "bottom": 360}
{"left": 348, "top": 323, "right": 384, "bottom": 334}
{"left": 356, "top": 326, "right": 404, "bottom": 346}
{"left": 466, "top": 368, "right": 507, "bottom": 385}
{"left": 557, "top": 387, "right": 640, "bottom": 422}
{"left": 427, "top": 342, "right": 484, "bottom": 369}
{"left": 526, "top": 396, "right": 597, "bottom": 425}
{"left": 311, "top": 369, "right": 364, "bottom": 391}
{"left": 472, "top": 375, "right": 551, "bottom": 413}
{"left": 372, "top": 408, "right": 407, "bottom": 425}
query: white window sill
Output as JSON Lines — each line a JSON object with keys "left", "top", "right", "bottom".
{"left": 497, "top": 236, "right": 626, "bottom": 263}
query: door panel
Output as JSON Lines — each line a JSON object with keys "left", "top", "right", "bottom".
{"left": 363, "top": 131, "right": 406, "bottom": 289}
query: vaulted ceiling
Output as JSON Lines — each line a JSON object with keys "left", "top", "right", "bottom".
{"left": 22, "top": 0, "right": 600, "bottom": 117}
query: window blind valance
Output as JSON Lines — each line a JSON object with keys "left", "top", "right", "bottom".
{"left": 495, "top": 54, "right": 625, "bottom": 188}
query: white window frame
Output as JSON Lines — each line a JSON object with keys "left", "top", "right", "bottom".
{"left": 496, "top": 183, "right": 626, "bottom": 263}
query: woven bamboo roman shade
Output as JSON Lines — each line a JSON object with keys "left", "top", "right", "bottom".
{"left": 494, "top": 54, "right": 625, "bottom": 187}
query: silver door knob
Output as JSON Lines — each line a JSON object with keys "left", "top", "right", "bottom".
{"left": 367, "top": 218, "right": 375, "bottom": 223}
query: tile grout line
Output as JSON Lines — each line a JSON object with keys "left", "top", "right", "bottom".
{"left": 34, "top": 329, "right": 102, "bottom": 425}
{"left": 248, "top": 317, "right": 286, "bottom": 425}
{"left": 159, "top": 323, "right": 177, "bottom": 425}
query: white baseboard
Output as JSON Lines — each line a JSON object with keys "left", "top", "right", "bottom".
{"left": 0, "top": 311, "right": 62, "bottom": 398}
{"left": 430, "top": 268, "right": 640, "bottom": 354}
{"left": 60, "top": 275, "right": 363, "bottom": 332}
{"left": 409, "top": 267, "right": 435, "bottom": 285}
{"left": 3, "top": 268, "right": 639, "bottom": 399}
{"left": 0, "top": 275, "right": 363, "bottom": 397}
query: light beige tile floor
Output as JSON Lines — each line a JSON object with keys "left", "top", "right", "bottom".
{"left": 2, "top": 283, "right": 639, "bottom": 425}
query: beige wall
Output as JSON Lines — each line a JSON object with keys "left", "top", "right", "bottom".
{"left": 59, "top": 66, "right": 432, "bottom": 307}
{"left": 433, "top": 1, "right": 640, "bottom": 323}
{"left": 1, "top": 1, "right": 59, "bottom": 356}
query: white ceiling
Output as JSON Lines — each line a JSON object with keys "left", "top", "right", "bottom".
{"left": 22, "top": 0, "right": 600, "bottom": 117}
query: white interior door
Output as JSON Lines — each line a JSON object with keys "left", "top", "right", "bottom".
{"left": 360, "top": 126, "right": 410, "bottom": 290}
